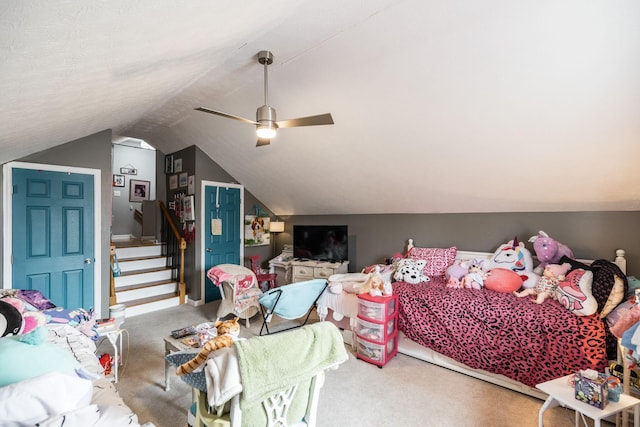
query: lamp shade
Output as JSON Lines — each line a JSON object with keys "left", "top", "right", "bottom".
{"left": 270, "top": 221, "right": 285, "bottom": 233}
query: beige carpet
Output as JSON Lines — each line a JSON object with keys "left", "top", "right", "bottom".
{"left": 109, "top": 301, "right": 611, "bottom": 427}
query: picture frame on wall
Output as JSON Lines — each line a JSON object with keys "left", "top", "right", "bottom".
{"left": 112, "top": 174, "right": 125, "bottom": 187}
{"left": 174, "top": 158, "right": 183, "bottom": 173}
{"left": 179, "top": 172, "right": 188, "bottom": 187}
{"left": 129, "top": 179, "right": 150, "bottom": 202}
{"left": 169, "top": 174, "right": 178, "bottom": 190}
{"left": 244, "top": 214, "right": 271, "bottom": 247}
{"left": 165, "top": 155, "right": 174, "bottom": 174}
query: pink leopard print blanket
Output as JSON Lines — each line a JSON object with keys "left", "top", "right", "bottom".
{"left": 394, "top": 277, "right": 607, "bottom": 387}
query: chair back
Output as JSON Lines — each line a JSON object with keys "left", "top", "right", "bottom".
{"left": 259, "top": 279, "right": 327, "bottom": 320}
{"left": 249, "top": 255, "right": 262, "bottom": 275}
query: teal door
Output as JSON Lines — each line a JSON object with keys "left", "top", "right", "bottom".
{"left": 12, "top": 168, "right": 95, "bottom": 309}
{"left": 204, "top": 185, "right": 241, "bottom": 303}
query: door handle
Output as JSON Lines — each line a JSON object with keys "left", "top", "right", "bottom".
{"left": 84, "top": 258, "right": 92, "bottom": 264}
{"left": 205, "top": 248, "right": 212, "bottom": 252}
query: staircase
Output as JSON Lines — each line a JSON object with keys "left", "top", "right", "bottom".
{"left": 113, "top": 239, "right": 181, "bottom": 317}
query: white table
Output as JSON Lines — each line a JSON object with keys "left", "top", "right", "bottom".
{"left": 537, "top": 375, "right": 640, "bottom": 427}
{"left": 96, "top": 327, "right": 124, "bottom": 383}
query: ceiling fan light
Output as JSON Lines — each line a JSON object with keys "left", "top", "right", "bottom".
{"left": 256, "top": 124, "right": 277, "bottom": 139}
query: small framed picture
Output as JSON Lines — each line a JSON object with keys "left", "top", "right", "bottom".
{"left": 179, "top": 172, "right": 188, "bottom": 188}
{"left": 112, "top": 174, "right": 125, "bottom": 187}
{"left": 187, "top": 175, "right": 195, "bottom": 194}
{"left": 129, "top": 179, "right": 150, "bottom": 202}
{"left": 165, "top": 155, "right": 174, "bottom": 174}
{"left": 169, "top": 174, "right": 178, "bottom": 190}
{"left": 174, "top": 158, "right": 183, "bottom": 173}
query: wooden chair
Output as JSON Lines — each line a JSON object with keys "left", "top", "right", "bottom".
{"left": 249, "top": 255, "right": 278, "bottom": 291}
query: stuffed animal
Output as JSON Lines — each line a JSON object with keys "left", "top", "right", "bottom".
{"left": 0, "top": 297, "right": 47, "bottom": 344}
{"left": 446, "top": 258, "right": 482, "bottom": 282}
{"left": 176, "top": 317, "right": 240, "bottom": 375}
{"left": 514, "top": 262, "right": 571, "bottom": 304}
{"left": 528, "top": 230, "right": 574, "bottom": 275}
{"left": 484, "top": 237, "right": 538, "bottom": 289}
{"left": 459, "top": 263, "right": 488, "bottom": 290}
{"left": 393, "top": 259, "right": 430, "bottom": 284}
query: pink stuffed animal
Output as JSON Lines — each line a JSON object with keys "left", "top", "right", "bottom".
{"left": 514, "top": 262, "right": 571, "bottom": 304}
{"left": 528, "top": 231, "right": 574, "bottom": 274}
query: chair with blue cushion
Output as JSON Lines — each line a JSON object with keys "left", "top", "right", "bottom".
{"left": 258, "top": 279, "right": 328, "bottom": 336}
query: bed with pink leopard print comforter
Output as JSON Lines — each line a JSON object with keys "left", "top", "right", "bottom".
{"left": 394, "top": 277, "right": 607, "bottom": 388}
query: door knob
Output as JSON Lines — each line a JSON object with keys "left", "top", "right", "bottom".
{"left": 206, "top": 248, "right": 212, "bottom": 252}
{"left": 84, "top": 258, "right": 92, "bottom": 264}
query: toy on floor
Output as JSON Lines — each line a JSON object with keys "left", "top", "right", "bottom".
{"left": 176, "top": 317, "right": 240, "bottom": 375}
{"left": 514, "top": 263, "right": 571, "bottom": 304}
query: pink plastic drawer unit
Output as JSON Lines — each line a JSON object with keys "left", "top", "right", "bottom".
{"left": 355, "top": 293, "right": 399, "bottom": 367}
{"left": 355, "top": 332, "right": 398, "bottom": 367}
{"left": 355, "top": 316, "right": 396, "bottom": 342}
{"left": 357, "top": 293, "right": 397, "bottom": 322}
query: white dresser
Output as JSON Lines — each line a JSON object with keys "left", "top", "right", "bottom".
{"left": 290, "top": 259, "right": 349, "bottom": 283}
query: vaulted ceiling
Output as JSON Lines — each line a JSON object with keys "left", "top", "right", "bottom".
{"left": 2, "top": 1, "right": 639, "bottom": 215}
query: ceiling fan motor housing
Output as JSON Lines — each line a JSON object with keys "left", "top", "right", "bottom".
{"left": 256, "top": 105, "right": 277, "bottom": 128}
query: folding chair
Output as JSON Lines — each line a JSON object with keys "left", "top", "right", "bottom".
{"left": 258, "top": 279, "right": 328, "bottom": 335}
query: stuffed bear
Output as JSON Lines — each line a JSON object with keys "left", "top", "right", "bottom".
{"left": 393, "top": 259, "right": 430, "bottom": 284}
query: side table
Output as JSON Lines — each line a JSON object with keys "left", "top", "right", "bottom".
{"left": 164, "top": 334, "right": 195, "bottom": 391}
{"left": 536, "top": 374, "right": 640, "bottom": 427}
{"left": 96, "top": 327, "right": 125, "bottom": 383}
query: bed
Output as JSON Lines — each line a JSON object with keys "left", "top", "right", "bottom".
{"left": 317, "top": 242, "right": 628, "bottom": 400}
{"left": 0, "top": 291, "right": 153, "bottom": 426}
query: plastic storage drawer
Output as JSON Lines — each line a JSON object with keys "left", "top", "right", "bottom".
{"left": 355, "top": 316, "right": 396, "bottom": 342}
{"left": 355, "top": 332, "right": 398, "bottom": 367}
{"left": 357, "top": 294, "right": 396, "bottom": 321}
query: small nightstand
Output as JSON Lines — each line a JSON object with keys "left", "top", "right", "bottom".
{"left": 536, "top": 374, "right": 640, "bottom": 427}
{"left": 96, "top": 326, "right": 125, "bottom": 383}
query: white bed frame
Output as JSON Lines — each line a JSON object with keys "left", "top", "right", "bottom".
{"left": 326, "top": 243, "right": 628, "bottom": 400}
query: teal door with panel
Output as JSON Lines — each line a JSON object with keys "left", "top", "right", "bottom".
{"left": 204, "top": 185, "right": 241, "bottom": 303}
{"left": 12, "top": 168, "right": 95, "bottom": 310}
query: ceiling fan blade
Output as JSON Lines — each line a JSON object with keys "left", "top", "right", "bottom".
{"left": 276, "top": 113, "right": 334, "bottom": 129}
{"left": 256, "top": 138, "right": 271, "bottom": 147}
{"left": 195, "top": 107, "right": 258, "bottom": 125}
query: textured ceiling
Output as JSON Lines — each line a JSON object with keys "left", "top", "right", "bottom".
{"left": 1, "top": 1, "right": 640, "bottom": 215}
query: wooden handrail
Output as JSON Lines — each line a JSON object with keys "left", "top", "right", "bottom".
{"left": 109, "top": 244, "right": 117, "bottom": 306}
{"left": 159, "top": 200, "right": 187, "bottom": 304}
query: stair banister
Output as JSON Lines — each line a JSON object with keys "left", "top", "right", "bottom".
{"left": 158, "top": 201, "right": 187, "bottom": 304}
{"left": 109, "top": 244, "right": 117, "bottom": 306}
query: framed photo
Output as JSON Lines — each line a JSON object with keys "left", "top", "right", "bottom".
{"left": 174, "top": 158, "right": 183, "bottom": 173}
{"left": 112, "top": 174, "right": 125, "bottom": 187}
{"left": 165, "top": 155, "right": 174, "bottom": 174}
{"left": 169, "top": 174, "right": 178, "bottom": 190}
{"left": 244, "top": 215, "right": 271, "bottom": 247}
{"left": 129, "top": 179, "right": 150, "bottom": 202}
{"left": 182, "top": 195, "right": 195, "bottom": 222}
{"left": 187, "top": 175, "right": 194, "bottom": 194}
{"left": 179, "top": 172, "right": 188, "bottom": 188}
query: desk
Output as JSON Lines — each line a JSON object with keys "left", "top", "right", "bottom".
{"left": 96, "top": 327, "right": 124, "bottom": 383}
{"left": 536, "top": 375, "right": 640, "bottom": 427}
{"left": 164, "top": 335, "right": 194, "bottom": 391}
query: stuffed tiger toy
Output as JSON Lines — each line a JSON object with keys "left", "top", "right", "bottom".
{"left": 176, "top": 317, "right": 240, "bottom": 376}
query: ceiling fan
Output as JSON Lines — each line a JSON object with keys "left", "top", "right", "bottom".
{"left": 196, "top": 50, "right": 334, "bottom": 147}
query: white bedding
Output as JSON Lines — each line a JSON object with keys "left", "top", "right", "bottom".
{"left": 0, "top": 323, "right": 154, "bottom": 427}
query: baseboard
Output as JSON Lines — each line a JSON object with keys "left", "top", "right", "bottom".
{"left": 111, "top": 234, "right": 133, "bottom": 242}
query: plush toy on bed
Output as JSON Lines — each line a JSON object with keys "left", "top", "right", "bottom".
{"left": 446, "top": 258, "right": 482, "bottom": 288}
{"left": 514, "top": 262, "right": 571, "bottom": 304}
{"left": 484, "top": 237, "right": 538, "bottom": 289}
{"left": 0, "top": 297, "right": 47, "bottom": 344}
{"left": 176, "top": 317, "right": 240, "bottom": 375}
{"left": 459, "top": 262, "right": 488, "bottom": 290}
{"left": 393, "top": 258, "right": 430, "bottom": 284}
{"left": 528, "top": 230, "right": 574, "bottom": 275}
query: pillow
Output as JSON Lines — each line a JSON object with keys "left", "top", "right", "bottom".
{"left": 407, "top": 246, "right": 457, "bottom": 277}
{"left": 484, "top": 268, "right": 523, "bottom": 293}
{"left": 0, "top": 372, "right": 94, "bottom": 425}
{"left": 555, "top": 269, "right": 598, "bottom": 316}
{"left": 0, "top": 338, "right": 82, "bottom": 387}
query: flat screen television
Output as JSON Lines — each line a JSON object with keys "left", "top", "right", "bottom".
{"left": 293, "top": 225, "right": 348, "bottom": 262}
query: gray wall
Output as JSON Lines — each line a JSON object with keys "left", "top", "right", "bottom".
{"left": 277, "top": 212, "right": 640, "bottom": 277}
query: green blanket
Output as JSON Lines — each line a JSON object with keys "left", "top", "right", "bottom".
{"left": 235, "top": 322, "right": 348, "bottom": 423}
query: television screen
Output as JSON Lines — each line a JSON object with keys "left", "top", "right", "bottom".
{"left": 293, "top": 225, "right": 348, "bottom": 262}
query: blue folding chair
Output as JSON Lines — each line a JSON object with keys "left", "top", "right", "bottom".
{"left": 258, "top": 278, "right": 328, "bottom": 335}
